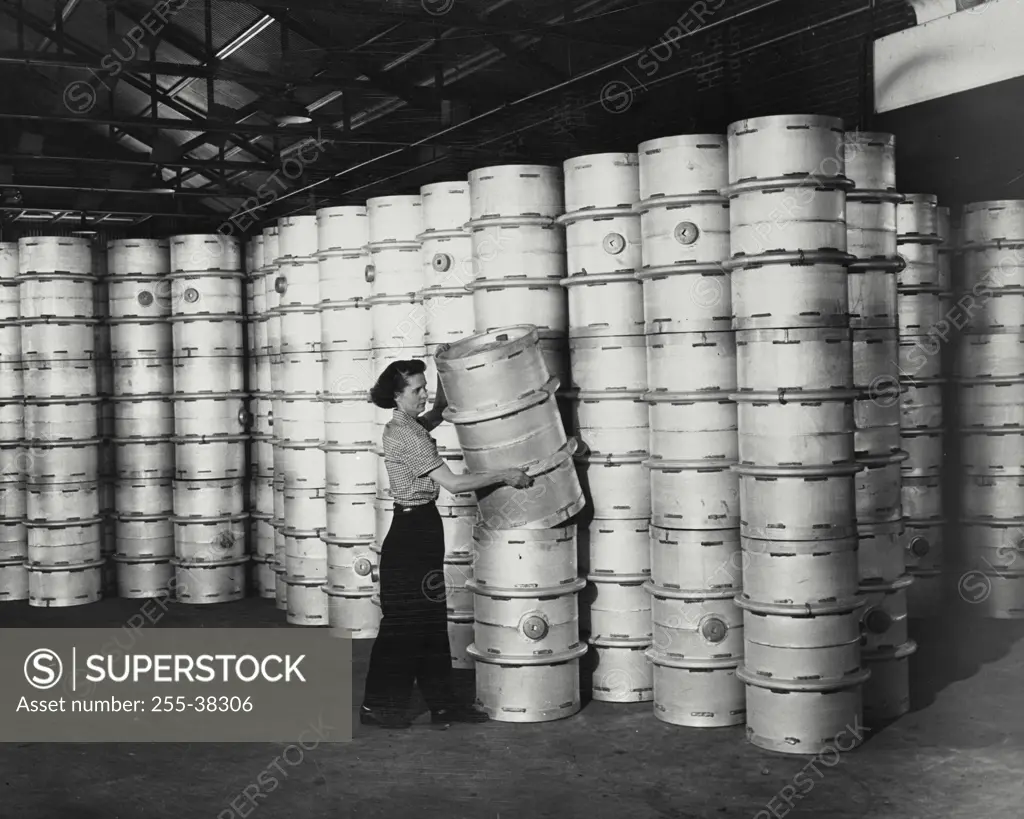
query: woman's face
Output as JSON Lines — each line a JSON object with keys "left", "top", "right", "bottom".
{"left": 395, "top": 372, "right": 428, "bottom": 416}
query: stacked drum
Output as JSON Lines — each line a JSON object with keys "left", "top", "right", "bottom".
{"left": 19, "top": 236, "right": 104, "bottom": 606}
{"left": 92, "top": 242, "right": 117, "bottom": 596}
{"left": 844, "top": 133, "right": 917, "bottom": 723}
{"left": 272, "top": 215, "right": 329, "bottom": 627}
{"left": 558, "top": 153, "right": 653, "bottom": 704}
{"left": 316, "top": 205, "right": 381, "bottom": 638}
{"left": 107, "top": 239, "right": 175, "bottom": 597}
{"left": 437, "top": 326, "right": 586, "bottom": 721}
{"left": 635, "top": 134, "right": 744, "bottom": 728}
{"left": 724, "top": 115, "right": 868, "bottom": 754}
{"left": 366, "top": 195, "right": 427, "bottom": 626}
{"left": 168, "top": 234, "right": 248, "bottom": 604}
{"left": 956, "top": 200, "right": 1024, "bottom": 618}
{"left": 245, "top": 233, "right": 276, "bottom": 600}
{"left": 418, "top": 182, "right": 479, "bottom": 666}
{"left": 0, "top": 241, "right": 26, "bottom": 602}
{"left": 467, "top": 165, "right": 571, "bottom": 393}
{"left": 896, "top": 194, "right": 948, "bottom": 616}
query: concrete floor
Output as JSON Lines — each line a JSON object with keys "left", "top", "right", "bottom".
{"left": 2, "top": 595, "right": 1021, "bottom": 819}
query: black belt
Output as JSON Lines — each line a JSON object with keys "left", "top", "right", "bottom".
{"left": 393, "top": 501, "right": 435, "bottom": 514}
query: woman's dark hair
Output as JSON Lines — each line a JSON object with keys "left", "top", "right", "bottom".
{"left": 369, "top": 359, "right": 427, "bottom": 409}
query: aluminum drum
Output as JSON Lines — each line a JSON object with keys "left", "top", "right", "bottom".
{"left": 736, "top": 328, "right": 853, "bottom": 393}
{"left": 637, "top": 265, "right": 731, "bottom": 334}
{"left": 468, "top": 645, "right": 587, "bottom": 723}
{"left": 648, "top": 652, "right": 745, "bottom": 727}
{"left": 736, "top": 463, "right": 860, "bottom": 541}
{"left": 279, "top": 307, "right": 322, "bottom": 354}
{"left": 957, "top": 379, "right": 1024, "bottom": 428}
{"left": 172, "top": 355, "right": 244, "bottom": 395}
{"left": 368, "top": 294, "right": 425, "bottom": 348}
{"left": 274, "top": 443, "right": 326, "bottom": 488}
{"left": 284, "top": 529, "right": 327, "bottom": 581}
{"left": 170, "top": 315, "right": 244, "bottom": 357}
{"left": 901, "top": 475, "right": 942, "bottom": 520}
{"left": 440, "top": 508, "right": 477, "bottom": 560}
{"left": 899, "top": 382, "right": 943, "bottom": 430}
{"left": 572, "top": 391, "right": 648, "bottom": 456}
{"left": 21, "top": 319, "right": 96, "bottom": 360}
{"left": 560, "top": 211, "right": 641, "bottom": 277}
{"left": 421, "top": 234, "right": 473, "bottom": 291}
{"left": 420, "top": 181, "right": 470, "bottom": 234}
{"left": 569, "top": 335, "right": 647, "bottom": 392}
{"left": 741, "top": 537, "right": 859, "bottom": 606}
{"left": 110, "top": 396, "right": 174, "bottom": 438}
{"left": 271, "top": 396, "right": 322, "bottom": 444}
{"left": 325, "top": 589, "right": 381, "bottom": 638}
{"left": 901, "top": 521, "right": 943, "bottom": 572}
{"left": 170, "top": 235, "right": 241, "bottom": 273}
{"left": 113, "top": 438, "right": 174, "bottom": 479}
{"left": 322, "top": 349, "right": 374, "bottom": 398}
{"left": 317, "top": 251, "right": 372, "bottom": 302}
{"left": 962, "top": 199, "right": 1024, "bottom": 245}
{"left": 422, "top": 288, "right": 476, "bottom": 344}
{"left": 443, "top": 558, "right": 473, "bottom": 616}
{"left": 728, "top": 186, "right": 847, "bottom": 257}
{"left": 472, "top": 525, "right": 577, "bottom": 591}
{"left": 111, "top": 357, "right": 173, "bottom": 396}
{"left": 562, "top": 273, "right": 645, "bottom": 338}
{"left": 728, "top": 254, "right": 850, "bottom": 330}
{"left": 368, "top": 245, "right": 423, "bottom": 297}
{"left": 475, "top": 444, "right": 584, "bottom": 530}
{"left": 897, "top": 291, "right": 947, "bottom": 336}
{"left": 435, "top": 326, "right": 550, "bottom": 413}
{"left": 574, "top": 518, "right": 649, "bottom": 580}
{"left": 168, "top": 273, "right": 243, "bottom": 317}
{"left": 576, "top": 455, "right": 649, "bottom": 518}
{"left": 962, "top": 429, "right": 1024, "bottom": 475}
{"left": 283, "top": 486, "right": 327, "bottom": 530}
{"left": 113, "top": 515, "right": 174, "bottom": 558}
{"left": 326, "top": 494, "right": 376, "bottom": 540}
{"left": 24, "top": 440, "right": 100, "bottom": 483}
{"left": 637, "top": 199, "right": 730, "bottom": 269}
{"left": 27, "top": 559, "right": 104, "bottom": 608}
{"left": 468, "top": 578, "right": 586, "bottom": 658}
{"left": 174, "top": 394, "right": 249, "bottom": 438}
{"left": 896, "top": 194, "right": 940, "bottom": 241}
{"left": 563, "top": 152, "right": 639, "bottom": 213}
{"left": 374, "top": 497, "right": 393, "bottom": 547}
{"left": 171, "top": 556, "right": 247, "bottom": 604}
{"left": 468, "top": 165, "right": 562, "bottom": 222}
{"left": 647, "top": 461, "right": 739, "bottom": 530}
{"left": 367, "top": 195, "right": 423, "bottom": 245}
{"left": 646, "top": 393, "right": 736, "bottom": 462}
{"left": 858, "top": 577, "right": 912, "bottom": 652}
{"left": 324, "top": 447, "right": 376, "bottom": 495}
{"left": 728, "top": 115, "right": 846, "bottom": 184}
{"left": 646, "top": 332, "right": 736, "bottom": 394}
{"left": 322, "top": 397, "right": 375, "bottom": 448}
{"left": 19, "top": 236, "right": 92, "bottom": 275}
{"left": 470, "top": 278, "right": 569, "bottom": 335}
{"left": 172, "top": 515, "right": 246, "bottom": 562}
{"left": 275, "top": 259, "right": 320, "bottom": 308}
{"left": 319, "top": 204, "right": 372, "bottom": 252}
{"left": 961, "top": 475, "right": 1024, "bottom": 520}
{"left": 648, "top": 584, "right": 743, "bottom": 660}
{"left": 899, "top": 335, "right": 944, "bottom": 381}
{"left": 319, "top": 300, "right": 373, "bottom": 351}
{"left": 857, "top": 452, "right": 906, "bottom": 523}
{"left": 324, "top": 536, "right": 376, "bottom": 592}
{"left": 587, "top": 641, "right": 653, "bottom": 703}
{"left": 18, "top": 275, "right": 95, "bottom": 318}
{"left": 172, "top": 478, "right": 244, "bottom": 519}
{"left": 863, "top": 641, "right": 915, "bottom": 723}
{"left": 735, "top": 393, "right": 856, "bottom": 466}
{"left": 26, "top": 519, "right": 102, "bottom": 566}
{"left": 844, "top": 131, "right": 896, "bottom": 192}
{"left": 858, "top": 521, "right": 907, "bottom": 583}
{"left": 25, "top": 479, "right": 97, "bottom": 524}
{"left": 649, "top": 525, "right": 741, "bottom": 592}
{"left": 173, "top": 436, "right": 246, "bottom": 480}
{"left": 115, "top": 479, "right": 173, "bottom": 516}
{"left": 638, "top": 134, "right": 728, "bottom": 200}
{"left": 899, "top": 429, "right": 943, "bottom": 476}
{"left": 273, "top": 350, "right": 324, "bottom": 395}
{"left": 111, "top": 555, "right": 173, "bottom": 598}
{"left": 23, "top": 359, "right": 96, "bottom": 398}
{"left": 962, "top": 246, "right": 1024, "bottom": 290}
{"left": 954, "top": 333, "right": 1024, "bottom": 380}
{"left": 580, "top": 578, "right": 651, "bottom": 641}
{"left": 738, "top": 598, "right": 865, "bottom": 683}
{"left": 23, "top": 398, "right": 100, "bottom": 441}
{"left": 107, "top": 238, "right": 170, "bottom": 276}
{"left": 847, "top": 268, "right": 898, "bottom": 328}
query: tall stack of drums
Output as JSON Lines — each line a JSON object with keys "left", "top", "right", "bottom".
{"left": 957, "top": 200, "right": 1024, "bottom": 618}
{"left": 269, "top": 215, "right": 326, "bottom": 626}
{"left": 366, "top": 195, "right": 428, "bottom": 632}
{"left": 636, "top": 135, "right": 744, "bottom": 727}
{"left": 725, "top": 116, "right": 868, "bottom": 754}
{"left": 168, "top": 234, "right": 248, "bottom": 603}
{"left": 418, "top": 182, "right": 479, "bottom": 666}
{"left": 245, "top": 233, "right": 276, "bottom": 599}
{"left": 437, "top": 325, "right": 586, "bottom": 721}
{"left": 844, "top": 132, "right": 917, "bottom": 722}
{"left": 0, "top": 241, "right": 26, "bottom": 601}
{"left": 107, "top": 238, "right": 174, "bottom": 596}
{"left": 895, "top": 194, "right": 947, "bottom": 616}
{"left": 316, "top": 205, "right": 380, "bottom": 638}
{"left": 19, "top": 236, "right": 104, "bottom": 606}
{"left": 558, "top": 153, "right": 653, "bottom": 703}
{"left": 92, "top": 242, "right": 117, "bottom": 596}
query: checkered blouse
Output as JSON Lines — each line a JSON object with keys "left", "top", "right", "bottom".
{"left": 381, "top": 408, "right": 444, "bottom": 505}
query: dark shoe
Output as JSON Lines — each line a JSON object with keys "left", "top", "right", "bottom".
{"left": 431, "top": 703, "right": 490, "bottom": 725}
{"left": 359, "top": 706, "right": 411, "bottom": 729}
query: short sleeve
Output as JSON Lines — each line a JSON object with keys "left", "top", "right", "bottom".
{"left": 388, "top": 422, "right": 443, "bottom": 478}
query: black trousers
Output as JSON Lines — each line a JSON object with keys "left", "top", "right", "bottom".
{"left": 362, "top": 502, "right": 457, "bottom": 712}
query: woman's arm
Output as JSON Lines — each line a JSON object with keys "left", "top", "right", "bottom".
{"left": 417, "top": 347, "right": 450, "bottom": 432}
{"left": 427, "top": 462, "right": 532, "bottom": 494}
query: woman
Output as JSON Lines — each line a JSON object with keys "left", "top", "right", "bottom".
{"left": 360, "top": 355, "right": 534, "bottom": 729}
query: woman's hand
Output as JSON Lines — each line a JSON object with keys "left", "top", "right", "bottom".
{"left": 434, "top": 342, "right": 452, "bottom": 357}
{"left": 502, "top": 469, "right": 534, "bottom": 489}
